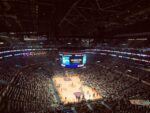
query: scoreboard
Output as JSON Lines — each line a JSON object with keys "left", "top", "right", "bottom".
{"left": 59, "top": 52, "right": 87, "bottom": 68}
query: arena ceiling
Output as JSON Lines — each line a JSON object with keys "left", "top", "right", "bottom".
{"left": 0, "top": 0, "right": 150, "bottom": 39}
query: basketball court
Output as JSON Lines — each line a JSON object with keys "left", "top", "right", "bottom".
{"left": 52, "top": 75, "right": 102, "bottom": 104}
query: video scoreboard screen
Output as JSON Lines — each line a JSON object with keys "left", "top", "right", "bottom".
{"left": 70, "top": 56, "right": 83, "bottom": 64}
{"left": 59, "top": 52, "right": 87, "bottom": 68}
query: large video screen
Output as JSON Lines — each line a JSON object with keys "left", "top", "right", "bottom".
{"left": 60, "top": 53, "right": 87, "bottom": 68}
{"left": 62, "top": 56, "right": 70, "bottom": 65}
{"left": 70, "top": 56, "right": 83, "bottom": 64}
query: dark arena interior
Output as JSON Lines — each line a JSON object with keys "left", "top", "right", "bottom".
{"left": 0, "top": 0, "right": 150, "bottom": 113}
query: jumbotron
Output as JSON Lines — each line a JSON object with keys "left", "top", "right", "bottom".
{"left": 59, "top": 52, "right": 87, "bottom": 68}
